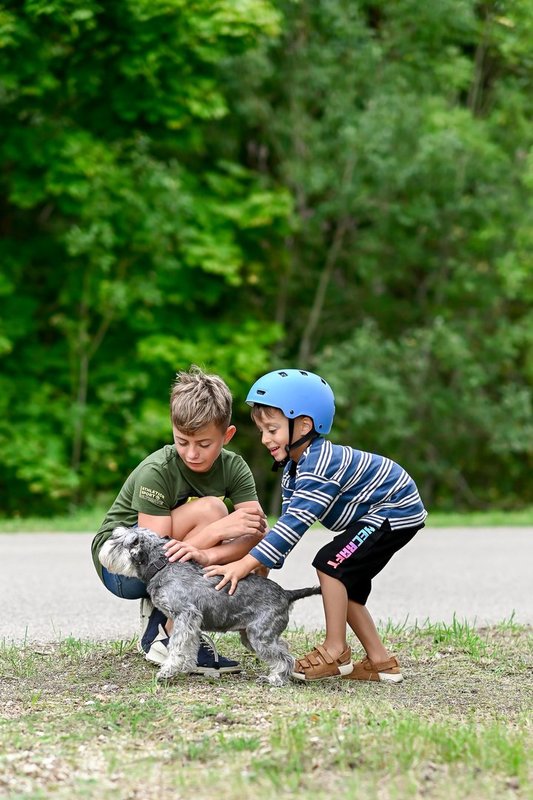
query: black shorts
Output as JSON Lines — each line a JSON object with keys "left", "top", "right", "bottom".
{"left": 312, "top": 519, "right": 422, "bottom": 605}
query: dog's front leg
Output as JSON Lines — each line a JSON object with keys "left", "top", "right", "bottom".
{"left": 157, "top": 608, "right": 202, "bottom": 682}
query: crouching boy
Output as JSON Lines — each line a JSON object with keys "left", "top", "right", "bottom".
{"left": 91, "top": 366, "right": 267, "bottom": 674}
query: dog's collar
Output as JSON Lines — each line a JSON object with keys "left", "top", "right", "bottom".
{"left": 144, "top": 556, "right": 170, "bottom": 583}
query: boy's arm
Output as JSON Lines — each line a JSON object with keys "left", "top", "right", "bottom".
{"left": 138, "top": 512, "right": 172, "bottom": 537}
{"left": 249, "top": 457, "right": 340, "bottom": 568}
{"left": 203, "top": 554, "right": 262, "bottom": 596}
{"left": 165, "top": 533, "right": 263, "bottom": 567}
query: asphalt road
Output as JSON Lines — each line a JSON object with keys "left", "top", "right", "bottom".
{"left": 0, "top": 527, "right": 531, "bottom": 644}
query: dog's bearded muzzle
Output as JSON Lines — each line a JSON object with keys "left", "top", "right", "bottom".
{"left": 98, "top": 527, "right": 141, "bottom": 578}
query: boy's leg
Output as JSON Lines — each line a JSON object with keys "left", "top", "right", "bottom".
{"left": 292, "top": 571, "right": 395, "bottom": 678}
{"left": 295, "top": 520, "right": 421, "bottom": 682}
{"left": 292, "top": 572, "right": 353, "bottom": 681}
{"left": 101, "top": 566, "right": 147, "bottom": 600}
{"left": 344, "top": 601, "right": 403, "bottom": 681}
{"left": 317, "top": 571, "right": 349, "bottom": 658}
{"left": 346, "top": 601, "right": 390, "bottom": 663}
{"left": 171, "top": 497, "right": 268, "bottom": 574}
{"left": 170, "top": 496, "right": 228, "bottom": 547}
{"left": 315, "top": 573, "right": 389, "bottom": 662}
{"left": 339, "top": 522, "right": 421, "bottom": 682}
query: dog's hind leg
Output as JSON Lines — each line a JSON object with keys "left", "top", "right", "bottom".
{"left": 157, "top": 607, "right": 202, "bottom": 681}
{"left": 245, "top": 626, "right": 295, "bottom": 687}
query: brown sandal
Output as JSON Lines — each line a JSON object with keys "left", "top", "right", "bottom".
{"left": 342, "top": 655, "right": 403, "bottom": 683}
{"left": 292, "top": 644, "right": 354, "bottom": 681}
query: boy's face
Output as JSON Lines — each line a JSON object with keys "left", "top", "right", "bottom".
{"left": 173, "top": 422, "right": 236, "bottom": 473}
{"left": 254, "top": 408, "right": 312, "bottom": 463}
{"left": 254, "top": 408, "right": 289, "bottom": 462}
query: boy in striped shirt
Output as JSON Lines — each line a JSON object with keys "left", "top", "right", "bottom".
{"left": 205, "top": 369, "right": 427, "bottom": 682}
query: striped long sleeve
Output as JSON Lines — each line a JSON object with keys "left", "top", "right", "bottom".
{"left": 250, "top": 438, "right": 427, "bottom": 569}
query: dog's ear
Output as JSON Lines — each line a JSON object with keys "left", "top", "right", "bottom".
{"left": 128, "top": 528, "right": 149, "bottom": 564}
{"left": 112, "top": 525, "right": 131, "bottom": 538}
{"left": 123, "top": 530, "right": 139, "bottom": 549}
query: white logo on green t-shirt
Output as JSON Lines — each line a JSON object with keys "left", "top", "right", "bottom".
{"left": 139, "top": 486, "right": 166, "bottom": 507}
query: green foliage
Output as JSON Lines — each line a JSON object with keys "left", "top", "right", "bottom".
{"left": 0, "top": 0, "right": 531, "bottom": 514}
{"left": 223, "top": 0, "right": 533, "bottom": 509}
{"left": 0, "top": 0, "right": 289, "bottom": 513}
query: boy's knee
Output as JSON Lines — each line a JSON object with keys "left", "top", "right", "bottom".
{"left": 195, "top": 496, "right": 228, "bottom": 521}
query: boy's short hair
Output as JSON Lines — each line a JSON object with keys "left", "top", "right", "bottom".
{"left": 170, "top": 366, "right": 232, "bottom": 433}
{"left": 251, "top": 403, "right": 317, "bottom": 430}
{"left": 250, "top": 404, "right": 281, "bottom": 422}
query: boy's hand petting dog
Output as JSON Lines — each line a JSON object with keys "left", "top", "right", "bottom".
{"left": 222, "top": 504, "right": 268, "bottom": 538}
{"left": 164, "top": 539, "right": 209, "bottom": 567}
{"left": 203, "top": 554, "right": 260, "bottom": 595}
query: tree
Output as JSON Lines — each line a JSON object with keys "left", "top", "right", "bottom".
{"left": 221, "top": 0, "right": 533, "bottom": 509}
{"left": 1, "top": 0, "right": 531, "bottom": 514}
{"left": 0, "top": 0, "right": 290, "bottom": 513}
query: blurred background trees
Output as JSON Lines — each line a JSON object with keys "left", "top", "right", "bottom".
{"left": 1, "top": 0, "right": 531, "bottom": 516}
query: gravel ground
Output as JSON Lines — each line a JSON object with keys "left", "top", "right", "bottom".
{"left": 0, "top": 527, "right": 531, "bottom": 644}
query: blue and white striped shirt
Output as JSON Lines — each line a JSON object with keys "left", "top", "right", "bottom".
{"left": 250, "top": 437, "right": 427, "bottom": 568}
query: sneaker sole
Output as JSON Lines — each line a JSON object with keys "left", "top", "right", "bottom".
{"left": 291, "top": 662, "right": 354, "bottom": 681}
{"left": 189, "top": 666, "right": 242, "bottom": 677}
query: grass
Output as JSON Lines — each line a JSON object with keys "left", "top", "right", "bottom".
{"left": 0, "top": 507, "right": 109, "bottom": 533}
{"left": 0, "top": 506, "right": 531, "bottom": 533}
{"left": 425, "top": 508, "right": 533, "bottom": 527}
{"left": 1, "top": 623, "right": 531, "bottom": 800}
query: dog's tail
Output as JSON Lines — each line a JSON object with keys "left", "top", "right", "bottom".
{"left": 284, "top": 586, "right": 322, "bottom": 605}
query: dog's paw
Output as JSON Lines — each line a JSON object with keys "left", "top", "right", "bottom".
{"left": 156, "top": 664, "right": 177, "bottom": 682}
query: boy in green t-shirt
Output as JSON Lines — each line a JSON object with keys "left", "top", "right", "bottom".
{"left": 91, "top": 366, "right": 267, "bottom": 674}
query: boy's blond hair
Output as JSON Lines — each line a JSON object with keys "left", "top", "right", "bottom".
{"left": 170, "top": 365, "right": 232, "bottom": 433}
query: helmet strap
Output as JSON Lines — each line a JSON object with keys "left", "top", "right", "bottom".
{"left": 287, "top": 430, "right": 320, "bottom": 453}
{"left": 271, "top": 417, "right": 295, "bottom": 472}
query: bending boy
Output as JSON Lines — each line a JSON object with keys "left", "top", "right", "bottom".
{"left": 91, "top": 366, "right": 266, "bottom": 673}
{"left": 205, "top": 368, "right": 427, "bottom": 682}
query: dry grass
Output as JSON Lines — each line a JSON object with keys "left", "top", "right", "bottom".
{"left": 1, "top": 622, "right": 531, "bottom": 800}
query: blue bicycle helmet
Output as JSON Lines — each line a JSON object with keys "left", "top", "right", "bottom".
{"left": 246, "top": 369, "right": 335, "bottom": 434}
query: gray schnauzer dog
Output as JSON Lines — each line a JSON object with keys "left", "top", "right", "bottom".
{"left": 99, "top": 525, "right": 321, "bottom": 686}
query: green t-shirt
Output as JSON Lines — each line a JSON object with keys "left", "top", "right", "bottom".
{"left": 91, "top": 444, "right": 258, "bottom": 581}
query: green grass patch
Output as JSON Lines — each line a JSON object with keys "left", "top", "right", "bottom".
{"left": 1, "top": 625, "right": 531, "bottom": 799}
{"left": 0, "top": 506, "right": 110, "bottom": 533}
{"left": 426, "top": 507, "right": 533, "bottom": 527}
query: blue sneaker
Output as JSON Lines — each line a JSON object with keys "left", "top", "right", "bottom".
{"left": 192, "top": 634, "right": 241, "bottom": 677}
{"left": 143, "top": 626, "right": 241, "bottom": 676}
